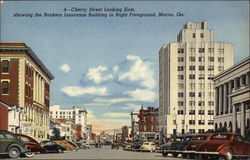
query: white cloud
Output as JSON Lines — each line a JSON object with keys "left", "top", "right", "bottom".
{"left": 59, "top": 64, "right": 71, "bottom": 73}
{"left": 122, "top": 103, "right": 142, "bottom": 112}
{"left": 94, "top": 89, "right": 157, "bottom": 103}
{"left": 118, "top": 55, "right": 155, "bottom": 89}
{"left": 86, "top": 66, "right": 113, "bottom": 84}
{"left": 124, "top": 89, "right": 157, "bottom": 102}
{"left": 62, "top": 86, "right": 108, "bottom": 97}
{"left": 113, "top": 65, "right": 119, "bottom": 73}
{"left": 0, "top": 0, "right": 4, "bottom": 4}
{"left": 102, "top": 112, "right": 129, "bottom": 118}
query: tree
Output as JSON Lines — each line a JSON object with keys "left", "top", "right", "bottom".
{"left": 51, "top": 127, "right": 61, "bottom": 140}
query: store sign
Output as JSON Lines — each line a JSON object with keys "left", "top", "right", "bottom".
{"left": 22, "top": 124, "right": 31, "bottom": 134}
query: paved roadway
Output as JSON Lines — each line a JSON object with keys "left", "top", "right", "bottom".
{"left": 19, "top": 146, "right": 189, "bottom": 159}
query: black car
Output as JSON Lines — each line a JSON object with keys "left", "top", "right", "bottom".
{"left": 40, "top": 141, "right": 67, "bottom": 153}
{"left": 161, "top": 136, "right": 184, "bottom": 157}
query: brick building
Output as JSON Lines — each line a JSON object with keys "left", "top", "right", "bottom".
{"left": 138, "top": 106, "right": 159, "bottom": 141}
{"left": 0, "top": 102, "right": 9, "bottom": 130}
{"left": 0, "top": 42, "right": 54, "bottom": 142}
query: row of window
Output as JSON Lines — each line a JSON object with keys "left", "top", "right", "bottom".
{"left": 178, "top": 92, "right": 214, "bottom": 98}
{"left": 178, "top": 72, "right": 223, "bottom": 80}
{"left": 50, "top": 111, "right": 76, "bottom": 115}
{"left": 173, "top": 129, "right": 209, "bottom": 135}
{"left": 177, "top": 65, "right": 223, "bottom": 72}
{"left": 179, "top": 101, "right": 214, "bottom": 106}
{"left": 177, "top": 110, "right": 214, "bottom": 115}
{"left": 173, "top": 119, "right": 214, "bottom": 125}
{"left": 178, "top": 48, "right": 224, "bottom": 54}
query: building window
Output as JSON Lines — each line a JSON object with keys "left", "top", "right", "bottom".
{"left": 189, "top": 101, "right": 195, "bottom": 106}
{"left": 189, "top": 120, "right": 195, "bottom": 125}
{"left": 189, "top": 74, "right": 195, "bottom": 79}
{"left": 178, "top": 110, "right": 184, "bottom": 115}
{"left": 198, "top": 120, "right": 205, "bottom": 125}
{"left": 198, "top": 110, "right": 205, "bottom": 115}
{"left": 178, "top": 48, "right": 184, "bottom": 53}
{"left": 208, "top": 57, "right": 214, "bottom": 62}
{"left": 198, "top": 101, "right": 205, "bottom": 106}
{"left": 189, "top": 129, "right": 195, "bottom": 134}
{"left": 178, "top": 75, "right": 184, "bottom": 80}
{"left": 182, "top": 120, "right": 185, "bottom": 124}
{"left": 198, "top": 92, "right": 204, "bottom": 97}
{"left": 178, "top": 66, "right": 184, "bottom": 71}
{"left": 208, "top": 120, "right": 214, "bottom": 125}
{"left": 189, "top": 57, "right": 195, "bottom": 62}
{"left": 178, "top": 101, "right": 184, "bottom": 106}
{"left": 189, "top": 66, "right": 195, "bottom": 70}
{"left": 189, "top": 92, "right": 195, "bottom": 97}
{"left": 199, "top": 57, "right": 205, "bottom": 62}
{"left": 218, "top": 66, "right": 224, "bottom": 72}
{"left": 208, "top": 110, "right": 214, "bottom": 115}
{"left": 189, "top": 48, "right": 195, "bottom": 53}
{"left": 208, "top": 66, "right": 214, "bottom": 71}
{"left": 178, "top": 83, "right": 184, "bottom": 89}
{"left": 199, "top": 66, "right": 205, "bottom": 70}
{"left": 1, "top": 81, "right": 9, "bottom": 94}
{"left": 189, "top": 110, "right": 195, "bottom": 115}
{"left": 173, "top": 120, "right": 176, "bottom": 125}
{"left": 1, "top": 60, "right": 9, "bottom": 73}
{"left": 198, "top": 129, "right": 205, "bottom": 133}
{"left": 199, "top": 48, "right": 205, "bottom": 53}
{"left": 208, "top": 48, "right": 214, "bottom": 53}
{"left": 178, "top": 92, "right": 184, "bottom": 97}
{"left": 178, "top": 57, "right": 184, "bottom": 62}
{"left": 200, "top": 33, "right": 204, "bottom": 38}
{"left": 189, "top": 83, "right": 195, "bottom": 89}
{"left": 218, "top": 57, "right": 224, "bottom": 62}
{"left": 192, "top": 33, "right": 196, "bottom": 38}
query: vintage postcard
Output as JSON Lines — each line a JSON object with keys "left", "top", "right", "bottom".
{"left": 0, "top": 0, "right": 249, "bottom": 159}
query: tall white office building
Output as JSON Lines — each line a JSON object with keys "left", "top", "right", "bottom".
{"left": 49, "top": 105, "right": 88, "bottom": 139}
{"left": 159, "top": 21, "right": 233, "bottom": 137}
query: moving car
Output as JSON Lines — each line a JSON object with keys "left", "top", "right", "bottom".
{"left": 161, "top": 136, "right": 183, "bottom": 157}
{"left": 40, "top": 140, "right": 67, "bottom": 153}
{"left": 196, "top": 132, "right": 250, "bottom": 160}
{"left": 183, "top": 133, "right": 213, "bottom": 159}
{"left": 140, "top": 142, "right": 156, "bottom": 152}
{"left": 15, "top": 134, "right": 44, "bottom": 157}
{"left": 0, "top": 130, "right": 28, "bottom": 158}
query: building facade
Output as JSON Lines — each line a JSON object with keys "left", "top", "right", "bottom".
{"left": 214, "top": 57, "right": 250, "bottom": 137}
{"left": 138, "top": 106, "right": 159, "bottom": 140}
{"left": 49, "top": 105, "right": 87, "bottom": 139}
{"left": 159, "top": 21, "right": 233, "bottom": 137}
{"left": 0, "top": 42, "right": 54, "bottom": 142}
{"left": 0, "top": 102, "right": 9, "bottom": 130}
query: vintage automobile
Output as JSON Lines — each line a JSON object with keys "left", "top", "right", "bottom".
{"left": 15, "top": 134, "right": 44, "bottom": 157}
{"left": 0, "top": 130, "right": 28, "bottom": 158}
{"left": 140, "top": 142, "right": 156, "bottom": 152}
{"left": 40, "top": 140, "right": 67, "bottom": 153}
{"left": 161, "top": 136, "right": 184, "bottom": 157}
{"left": 53, "top": 140, "right": 76, "bottom": 151}
{"left": 183, "top": 133, "right": 213, "bottom": 159}
{"left": 195, "top": 132, "right": 250, "bottom": 160}
{"left": 178, "top": 135, "right": 194, "bottom": 151}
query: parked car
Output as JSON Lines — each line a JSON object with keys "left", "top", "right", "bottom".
{"left": 140, "top": 142, "right": 156, "bottom": 152}
{"left": 161, "top": 136, "right": 183, "bottom": 157}
{"left": 183, "top": 133, "right": 213, "bottom": 159}
{"left": 178, "top": 135, "right": 194, "bottom": 151}
{"left": 0, "top": 130, "right": 28, "bottom": 158}
{"left": 15, "top": 134, "right": 44, "bottom": 157}
{"left": 53, "top": 140, "right": 76, "bottom": 151}
{"left": 124, "top": 143, "right": 133, "bottom": 151}
{"left": 40, "top": 140, "right": 67, "bottom": 153}
{"left": 132, "top": 142, "right": 142, "bottom": 151}
{"left": 196, "top": 132, "right": 250, "bottom": 160}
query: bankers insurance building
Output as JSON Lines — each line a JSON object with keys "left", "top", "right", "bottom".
{"left": 159, "top": 21, "right": 233, "bottom": 136}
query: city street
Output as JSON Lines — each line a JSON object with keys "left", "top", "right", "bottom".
{"left": 19, "top": 146, "right": 189, "bottom": 159}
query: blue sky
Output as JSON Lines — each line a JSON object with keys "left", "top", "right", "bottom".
{"left": 1, "top": 1, "right": 249, "bottom": 133}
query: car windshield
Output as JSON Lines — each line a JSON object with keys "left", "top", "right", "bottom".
{"left": 20, "top": 136, "right": 30, "bottom": 142}
{"left": 192, "top": 135, "right": 207, "bottom": 141}
{"left": 211, "top": 134, "right": 231, "bottom": 140}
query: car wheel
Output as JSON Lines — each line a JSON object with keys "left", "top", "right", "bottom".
{"left": 172, "top": 153, "right": 178, "bottom": 157}
{"left": 225, "top": 150, "right": 233, "bottom": 160}
{"left": 8, "top": 147, "right": 21, "bottom": 158}
{"left": 24, "top": 152, "right": 35, "bottom": 158}
{"left": 162, "top": 152, "right": 168, "bottom": 157}
{"left": 58, "top": 148, "right": 63, "bottom": 153}
{"left": 182, "top": 153, "right": 187, "bottom": 158}
{"left": 188, "top": 153, "right": 195, "bottom": 159}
